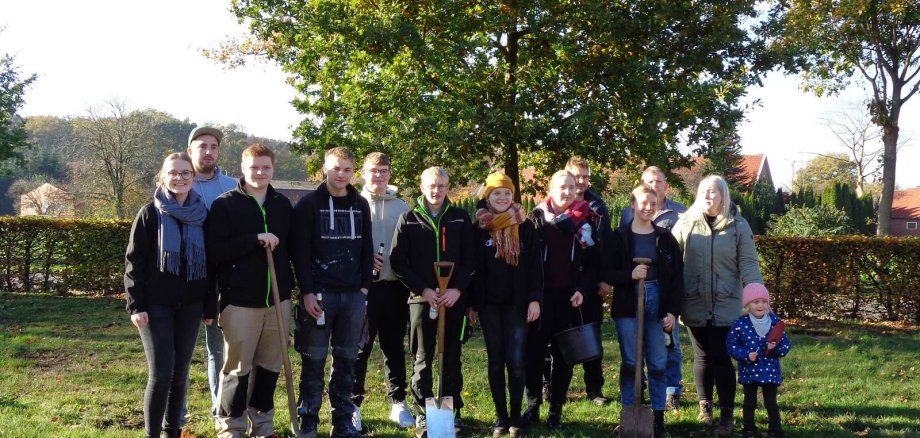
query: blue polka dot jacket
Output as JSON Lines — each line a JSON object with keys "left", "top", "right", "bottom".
{"left": 726, "top": 312, "right": 792, "bottom": 385}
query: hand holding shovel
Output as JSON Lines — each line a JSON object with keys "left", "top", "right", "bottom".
{"left": 619, "top": 257, "right": 654, "bottom": 438}
{"left": 426, "top": 261, "right": 456, "bottom": 438}
{"left": 265, "top": 248, "right": 298, "bottom": 435}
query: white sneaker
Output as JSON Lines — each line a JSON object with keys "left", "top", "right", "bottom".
{"left": 390, "top": 400, "right": 415, "bottom": 428}
{"left": 352, "top": 406, "right": 363, "bottom": 432}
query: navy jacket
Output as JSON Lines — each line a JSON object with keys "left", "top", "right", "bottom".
{"left": 726, "top": 313, "right": 792, "bottom": 385}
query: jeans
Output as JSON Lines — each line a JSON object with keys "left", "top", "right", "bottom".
{"left": 138, "top": 303, "right": 203, "bottom": 438}
{"left": 354, "top": 281, "right": 410, "bottom": 406}
{"left": 296, "top": 290, "right": 366, "bottom": 428}
{"left": 666, "top": 323, "right": 683, "bottom": 396}
{"left": 479, "top": 304, "right": 528, "bottom": 420}
{"left": 614, "top": 281, "right": 667, "bottom": 411}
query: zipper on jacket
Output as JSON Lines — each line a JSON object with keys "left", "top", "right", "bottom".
{"left": 416, "top": 202, "right": 451, "bottom": 265}
{"left": 246, "top": 193, "right": 272, "bottom": 307}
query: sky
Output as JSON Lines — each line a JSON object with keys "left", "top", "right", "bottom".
{"left": 3, "top": 0, "right": 918, "bottom": 190}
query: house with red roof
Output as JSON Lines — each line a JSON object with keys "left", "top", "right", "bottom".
{"left": 737, "top": 154, "right": 773, "bottom": 189}
{"left": 891, "top": 188, "right": 920, "bottom": 236}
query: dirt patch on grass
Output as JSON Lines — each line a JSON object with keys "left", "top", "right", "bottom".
{"left": 16, "top": 349, "right": 69, "bottom": 369}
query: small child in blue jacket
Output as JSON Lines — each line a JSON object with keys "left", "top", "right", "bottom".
{"left": 727, "top": 283, "right": 792, "bottom": 438}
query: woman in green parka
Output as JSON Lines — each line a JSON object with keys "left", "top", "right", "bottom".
{"left": 671, "top": 174, "right": 764, "bottom": 437}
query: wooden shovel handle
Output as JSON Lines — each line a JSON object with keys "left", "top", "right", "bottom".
{"left": 266, "top": 248, "right": 299, "bottom": 435}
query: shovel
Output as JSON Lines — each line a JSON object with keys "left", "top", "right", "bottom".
{"left": 425, "top": 261, "right": 456, "bottom": 438}
{"left": 619, "top": 257, "right": 654, "bottom": 438}
{"left": 265, "top": 248, "right": 299, "bottom": 435}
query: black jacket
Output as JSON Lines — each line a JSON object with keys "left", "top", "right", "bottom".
{"left": 584, "top": 189, "right": 612, "bottom": 237}
{"left": 124, "top": 202, "right": 216, "bottom": 318}
{"left": 530, "top": 206, "right": 600, "bottom": 296}
{"left": 390, "top": 198, "right": 475, "bottom": 304}
{"left": 291, "top": 181, "right": 373, "bottom": 295}
{"left": 603, "top": 223, "right": 684, "bottom": 319}
{"left": 206, "top": 178, "right": 294, "bottom": 309}
{"left": 470, "top": 217, "right": 543, "bottom": 312}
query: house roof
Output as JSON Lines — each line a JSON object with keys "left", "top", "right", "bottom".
{"left": 738, "top": 154, "right": 765, "bottom": 187}
{"left": 892, "top": 188, "right": 920, "bottom": 219}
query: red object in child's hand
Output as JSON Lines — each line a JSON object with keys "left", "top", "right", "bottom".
{"left": 765, "top": 320, "right": 786, "bottom": 356}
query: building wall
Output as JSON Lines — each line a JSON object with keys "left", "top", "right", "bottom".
{"left": 890, "top": 219, "right": 920, "bottom": 236}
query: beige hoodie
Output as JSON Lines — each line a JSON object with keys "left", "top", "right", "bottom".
{"left": 361, "top": 185, "right": 410, "bottom": 282}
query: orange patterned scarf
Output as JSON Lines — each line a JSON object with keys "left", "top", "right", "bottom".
{"left": 480, "top": 203, "right": 527, "bottom": 266}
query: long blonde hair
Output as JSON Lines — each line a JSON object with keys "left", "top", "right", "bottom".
{"left": 688, "top": 174, "right": 731, "bottom": 219}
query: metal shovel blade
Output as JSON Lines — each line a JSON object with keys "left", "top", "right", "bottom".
{"left": 619, "top": 405, "right": 654, "bottom": 438}
{"left": 425, "top": 396, "right": 455, "bottom": 438}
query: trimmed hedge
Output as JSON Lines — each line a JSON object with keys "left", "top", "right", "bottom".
{"left": 757, "top": 236, "right": 920, "bottom": 325}
{"left": 2, "top": 218, "right": 919, "bottom": 324}
{"left": 0, "top": 217, "right": 130, "bottom": 295}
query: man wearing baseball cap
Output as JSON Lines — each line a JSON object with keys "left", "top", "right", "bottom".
{"left": 187, "top": 125, "right": 237, "bottom": 429}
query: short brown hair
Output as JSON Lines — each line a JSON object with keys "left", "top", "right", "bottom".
{"left": 242, "top": 144, "right": 276, "bottom": 164}
{"left": 363, "top": 152, "right": 391, "bottom": 167}
{"left": 565, "top": 156, "right": 590, "bottom": 173}
{"left": 325, "top": 146, "right": 356, "bottom": 165}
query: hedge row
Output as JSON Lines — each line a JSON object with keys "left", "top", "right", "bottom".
{"left": 756, "top": 236, "right": 920, "bottom": 325}
{"left": 0, "top": 217, "right": 130, "bottom": 295}
{"left": 2, "top": 218, "right": 918, "bottom": 324}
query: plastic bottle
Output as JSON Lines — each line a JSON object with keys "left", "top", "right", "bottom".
{"left": 372, "top": 243, "right": 385, "bottom": 280}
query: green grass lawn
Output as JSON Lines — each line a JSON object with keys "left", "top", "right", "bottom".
{"left": 1, "top": 293, "right": 918, "bottom": 437}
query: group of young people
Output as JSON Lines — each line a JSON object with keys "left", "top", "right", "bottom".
{"left": 125, "top": 126, "right": 792, "bottom": 438}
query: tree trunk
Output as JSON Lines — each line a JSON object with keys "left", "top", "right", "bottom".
{"left": 876, "top": 123, "right": 899, "bottom": 236}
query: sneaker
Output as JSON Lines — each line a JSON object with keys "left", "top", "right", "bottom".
{"left": 389, "top": 400, "right": 415, "bottom": 428}
{"left": 491, "top": 418, "right": 509, "bottom": 437}
{"left": 352, "top": 406, "right": 362, "bottom": 432}
{"left": 415, "top": 415, "right": 427, "bottom": 438}
{"left": 546, "top": 406, "right": 562, "bottom": 430}
{"left": 330, "top": 423, "right": 364, "bottom": 438}
{"left": 508, "top": 418, "right": 524, "bottom": 438}
{"left": 665, "top": 393, "right": 681, "bottom": 411}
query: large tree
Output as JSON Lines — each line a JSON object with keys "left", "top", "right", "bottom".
{"left": 793, "top": 152, "right": 858, "bottom": 193}
{"left": 764, "top": 0, "right": 920, "bottom": 235}
{"left": 69, "top": 101, "right": 165, "bottom": 219}
{"left": 228, "top": 0, "right": 772, "bottom": 196}
{"left": 0, "top": 50, "right": 36, "bottom": 165}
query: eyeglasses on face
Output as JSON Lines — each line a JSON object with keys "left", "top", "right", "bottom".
{"left": 365, "top": 168, "right": 391, "bottom": 176}
{"left": 167, "top": 171, "right": 194, "bottom": 180}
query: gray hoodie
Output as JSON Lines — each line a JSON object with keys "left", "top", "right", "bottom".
{"left": 361, "top": 185, "right": 410, "bottom": 282}
{"left": 191, "top": 166, "right": 237, "bottom": 208}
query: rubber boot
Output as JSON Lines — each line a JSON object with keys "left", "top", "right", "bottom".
{"left": 653, "top": 410, "right": 668, "bottom": 438}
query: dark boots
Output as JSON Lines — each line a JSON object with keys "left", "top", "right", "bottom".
{"left": 653, "top": 410, "right": 668, "bottom": 438}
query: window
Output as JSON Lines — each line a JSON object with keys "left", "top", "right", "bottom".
{"left": 908, "top": 222, "right": 918, "bottom": 230}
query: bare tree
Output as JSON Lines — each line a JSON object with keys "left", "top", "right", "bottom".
{"left": 69, "top": 100, "right": 160, "bottom": 219}
{"left": 822, "top": 104, "right": 883, "bottom": 197}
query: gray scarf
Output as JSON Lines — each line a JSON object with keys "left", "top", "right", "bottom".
{"left": 749, "top": 313, "right": 771, "bottom": 338}
{"left": 154, "top": 187, "right": 208, "bottom": 281}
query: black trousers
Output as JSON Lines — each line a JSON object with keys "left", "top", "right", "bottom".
{"left": 525, "top": 288, "right": 579, "bottom": 410}
{"left": 743, "top": 383, "right": 782, "bottom": 434}
{"left": 480, "top": 303, "right": 528, "bottom": 421}
{"left": 353, "top": 280, "right": 411, "bottom": 405}
{"left": 687, "top": 323, "right": 736, "bottom": 412}
{"left": 408, "top": 301, "right": 465, "bottom": 412}
{"left": 542, "top": 292, "right": 605, "bottom": 398}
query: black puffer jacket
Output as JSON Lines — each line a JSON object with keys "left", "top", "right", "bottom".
{"left": 206, "top": 178, "right": 294, "bottom": 309}
{"left": 603, "top": 223, "right": 684, "bottom": 319}
{"left": 469, "top": 217, "right": 543, "bottom": 312}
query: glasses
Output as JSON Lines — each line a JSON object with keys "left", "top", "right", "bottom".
{"left": 167, "top": 171, "right": 193, "bottom": 180}
{"left": 365, "top": 168, "right": 391, "bottom": 176}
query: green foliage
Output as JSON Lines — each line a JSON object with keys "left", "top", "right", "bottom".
{"left": 232, "top": 0, "right": 773, "bottom": 195}
{"left": 763, "top": 0, "right": 920, "bottom": 235}
{"left": 735, "top": 180, "right": 784, "bottom": 235}
{"left": 0, "top": 52, "right": 36, "bottom": 167}
{"left": 757, "top": 235, "right": 920, "bottom": 324}
{"left": 0, "top": 217, "right": 130, "bottom": 295}
{"left": 793, "top": 153, "right": 856, "bottom": 193}
{"left": 767, "top": 205, "right": 854, "bottom": 237}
